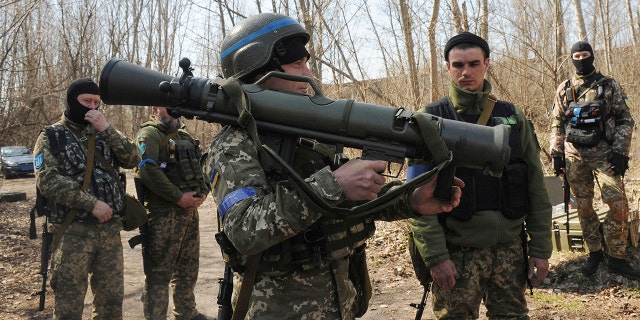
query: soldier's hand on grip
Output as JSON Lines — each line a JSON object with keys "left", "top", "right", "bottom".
{"left": 333, "top": 159, "right": 387, "bottom": 201}
{"left": 409, "top": 175, "right": 464, "bottom": 215}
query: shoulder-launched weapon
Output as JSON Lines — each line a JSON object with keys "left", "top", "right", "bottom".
{"left": 100, "top": 58, "right": 511, "bottom": 213}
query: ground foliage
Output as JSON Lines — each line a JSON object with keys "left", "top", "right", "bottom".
{"left": 1, "top": 180, "right": 640, "bottom": 319}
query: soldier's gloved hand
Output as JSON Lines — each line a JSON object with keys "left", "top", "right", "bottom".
{"left": 609, "top": 153, "right": 629, "bottom": 176}
{"left": 553, "top": 156, "right": 565, "bottom": 176}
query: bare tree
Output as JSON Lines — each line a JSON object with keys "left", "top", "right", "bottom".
{"left": 626, "top": 0, "right": 638, "bottom": 48}
{"left": 479, "top": 0, "right": 488, "bottom": 39}
{"left": 399, "top": 0, "right": 420, "bottom": 105}
{"left": 572, "top": 0, "right": 589, "bottom": 42}
{"left": 428, "top": 0, "right": 441, "bottom": 102}
{"left": 449, "top": 0, "right": 466, "bottom": 33}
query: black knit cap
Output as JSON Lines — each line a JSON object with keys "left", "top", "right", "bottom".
{"left": 570, "top": 41, "right": 593, "bottom": 55}
{"left": 444, "top": 32, "right": 490, "bottom": 61}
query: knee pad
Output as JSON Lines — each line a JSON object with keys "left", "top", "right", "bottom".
{"left": 608, "top": 199, "right": 628, "bottom": 223}
{"left": 576, "top": 197, "right": 596, "bottom": 218}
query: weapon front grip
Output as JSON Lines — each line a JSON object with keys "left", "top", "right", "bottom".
{"left": 434, "top": 165, "right": 456, "bottom": 202}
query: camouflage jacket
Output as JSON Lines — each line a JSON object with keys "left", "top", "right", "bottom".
{"left": 550, "top": 71, "right": 634, "bottom": 159}
{"left": 203, "top": 125, "right": 422, "bottom": 319}
{"left": 34, "top": 116, "right": 140, "bottom": 225}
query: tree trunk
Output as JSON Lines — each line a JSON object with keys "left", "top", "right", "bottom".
{"left": 399, "top": 0, "right": 420, "bottom": 105}
{"left": 428, "top": 0, "right": 441, "bottom": 102}
{"left": 572, "top": 0, "right": 589, "bottom": 42}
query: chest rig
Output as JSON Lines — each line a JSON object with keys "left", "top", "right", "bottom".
{"left": 256, "top": 131, "right": 375, "bottom": 274}
{"left": 427, "top": 98, "right": 531, "bottom": 221}
{"left": 564, "top": 74, "right": 610, "bottom": 147}
{"left": 161, "top": 132, "right": 203, "bottom": 191}
{"left": 43, "top": 123, "right": 123, "bottom": 223}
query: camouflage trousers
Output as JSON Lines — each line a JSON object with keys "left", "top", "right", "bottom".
{"left": 566, "top": 156, "right": 629, "bottom": 258}
{"left": 50, "top": 219, "right": 124, "bottom": 320}
{"left": 245, "top": 263, "right": 343, "bottom": 320}
{"left": 142, "top": 207, "right": 200, "bottom": 320}
{"left": 432, "top": 236, "right": 529, "bottom": 320}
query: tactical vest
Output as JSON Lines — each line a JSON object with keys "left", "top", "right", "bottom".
{"left": 255, "top": 132, "right": 375, "bottom": 275}
{"left": 43, "top": 123, "right": 124, "bottom": 223}
{"left": 427, "top": 98, "right": 531, "bottom": 221}
{"left": 164, "top": 136, "right": 203, "bottom": 191}
{"left": 142, "top": 123, "right": 204, "bottom": 192}
{"left": 564, "top": 75, "right": 610, "bottom": 147}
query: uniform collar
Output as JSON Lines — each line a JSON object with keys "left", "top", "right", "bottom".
{"left": 447, "top": 80, "right": 493, "bottom": 115}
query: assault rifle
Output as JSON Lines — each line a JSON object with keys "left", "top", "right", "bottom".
{"left": 99, "top": 58, "right": 511, "bottom": 210}
{"left": 217, "top": 265, "right": 234, "bottom": 320}
{"left": 29, "top": 188, "right": 55, "bottom": 311}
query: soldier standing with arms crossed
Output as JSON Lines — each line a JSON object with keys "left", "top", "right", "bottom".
{"left": 135, "top": 106, "right": 209, "bottom": 320}
{"left": 550, "top": 41, "right": 638, "bottom": 279}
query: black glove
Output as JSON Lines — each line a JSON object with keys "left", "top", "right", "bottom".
{"left": 553, "top": 156, "right": 565, "bottom": 176}
{"left": 609, "top": 153, "right": 629, "bottom": 176}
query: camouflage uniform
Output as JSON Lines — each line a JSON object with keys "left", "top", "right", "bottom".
{"left": 550, "top": 72, "right": 635, "bottom": 258}
{"left": 410, "top": 81, "right": 552, "bottom": 319}
{"left": 204, "top": 125, "right": 422, "bottom": 320}
{"left": 136, "top": 118, "right": 207, "bottom": 320}
{"left": 34, "top": 116, "right": 140, "bottom": 320}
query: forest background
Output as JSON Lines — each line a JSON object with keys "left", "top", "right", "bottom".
{"left": 2, "top": 0, "right": 640, "bottom": 170}
{"left": 2, "top": 1, "right": 640, "bottom": 319}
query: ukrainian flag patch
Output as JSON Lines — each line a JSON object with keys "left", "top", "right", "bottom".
{"left": 210, "top": 169, "right": 220, "bottom": 189}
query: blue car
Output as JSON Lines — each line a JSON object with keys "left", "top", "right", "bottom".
{"left": 1, "top": 146, "right": 34, "bottom": 178}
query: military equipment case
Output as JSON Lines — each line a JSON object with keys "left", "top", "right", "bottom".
{"left": 545, "top": 176, "right": 610, "bottom": 252}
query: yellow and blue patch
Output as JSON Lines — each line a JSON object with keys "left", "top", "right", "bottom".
{"left": 209, "top": 169, "right": 220, "bottom": 189}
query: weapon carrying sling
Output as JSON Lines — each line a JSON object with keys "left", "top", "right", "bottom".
{"left": 220, "top": 77, "right": 453, "bottom": 320}
{"left": 50, "top": 132, "right": 95, "bottom": 252}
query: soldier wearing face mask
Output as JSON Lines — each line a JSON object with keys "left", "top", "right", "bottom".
{"left": 33, "top": 78, "right": 140, "bottom": 319}
{"left": 550, "top": 41, "right": 637, "bottom": 279}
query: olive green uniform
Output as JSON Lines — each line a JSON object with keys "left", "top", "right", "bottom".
{"left": 410, "top": 81, "right": 552, "bottom": 319}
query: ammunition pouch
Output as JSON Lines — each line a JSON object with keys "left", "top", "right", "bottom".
{"left": 164, "top": 138, "right": 204, "bottom": 189}
{"left": 501, "top": 162, "right": 530, "bottom": 219}
{"left": 565, "top": 100, "right": 606, "bottom": 147}
{"left": 348, "top": 244, "right": 372, "bottom": 318}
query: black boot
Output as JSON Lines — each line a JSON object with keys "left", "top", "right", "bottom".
{"left": 581, "top": 250, "right": 604, "bottom": 276}
{"left": 608, "top": 256, "right": 640, "bottom": 280}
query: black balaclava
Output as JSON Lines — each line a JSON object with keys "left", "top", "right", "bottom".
{"left": 64, "top": 78, "right": 100, "bottom": 125}
{"left": 571, "top": 41, "right": 595, "bottom": 76}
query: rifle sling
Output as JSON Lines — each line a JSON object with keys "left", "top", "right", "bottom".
{"left": 477, "top": 95, "right": 497, "bottom": 126}
{"left": 231, "top": 253, "right": 261, "bottom": 320}
{"left": 50, "top": 132, "right": 95, "bottom": 252}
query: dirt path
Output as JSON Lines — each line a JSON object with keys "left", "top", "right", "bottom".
{"left": 3, "top": 174, "right": 640, "bottom": 319}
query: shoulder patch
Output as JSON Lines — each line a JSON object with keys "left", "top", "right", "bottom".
{"left": 209, "top": 168, "right": 220, "bottom": 189}
{"left": 34, "top": 152, "right": 44, "bottom": 169}
{"left": 137, "top": 135, "right": 146, "bottom": 155}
